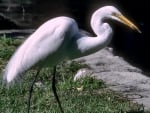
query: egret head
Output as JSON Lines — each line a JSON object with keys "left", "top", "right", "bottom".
{"left": 103, "top": 6, "right": 141, "bottom": 33}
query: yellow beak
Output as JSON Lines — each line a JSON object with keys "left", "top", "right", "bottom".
{"left": 114, "top": 13, "right": 141, "bottom": 33}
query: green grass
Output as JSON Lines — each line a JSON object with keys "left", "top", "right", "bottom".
{"left": 0, "top": 36, "right": 149, "bottom": 113}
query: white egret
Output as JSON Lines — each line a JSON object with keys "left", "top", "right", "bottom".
{"left": 3, "top": 6, "right": 141, "bottom": 113}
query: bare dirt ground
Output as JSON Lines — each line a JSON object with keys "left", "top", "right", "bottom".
{"left": 75, "top": 47, "right": 150, "bottom": 110}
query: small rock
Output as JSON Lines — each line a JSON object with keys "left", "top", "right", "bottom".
{"left": 74, "top": 68, "right": 93, "bottom": 81}
{"left": 35, "top": 81, "right": 43, "bottom": 88}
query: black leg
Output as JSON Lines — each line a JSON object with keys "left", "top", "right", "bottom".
{"left": 27, "top": 69, "right": 40, "bottom": 113}
{"left": 52, "top": 66, "right": 64, "bottom": 113}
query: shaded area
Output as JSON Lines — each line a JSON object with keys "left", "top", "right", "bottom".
{"left": 0, "top": 14, "right": 20, "bottom": 29}
{"left": 111, "top": 1, "right": 150, "bottom": 72}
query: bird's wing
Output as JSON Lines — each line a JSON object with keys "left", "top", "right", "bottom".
{"left": 4, "top": 17, "right": 76, "bottom": 82}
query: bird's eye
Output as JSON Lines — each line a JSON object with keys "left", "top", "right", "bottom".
{"left": 112, "top": 12, "right": 119, "bottom": 17}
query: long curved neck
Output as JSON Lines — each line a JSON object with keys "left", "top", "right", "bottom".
{"left": 91, "top": 8, "right": 110, "bottom": 35}
{"left": 84, "top": 9, "right": 113, "bottom": 51}
{"left": 68, "top": 9, "right": 113, "bottom": 59}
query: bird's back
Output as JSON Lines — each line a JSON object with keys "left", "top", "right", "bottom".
{"left": 3, "top": 16, "right": 79, "bottom": 83}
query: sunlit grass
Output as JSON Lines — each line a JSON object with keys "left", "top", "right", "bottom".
{"left": 0, "top": 36, "right": 148, "bottom": 113}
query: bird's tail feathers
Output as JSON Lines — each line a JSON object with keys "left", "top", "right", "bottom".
{"left": 3, "top": 50, "right": 28, "bottom": 83}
